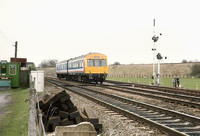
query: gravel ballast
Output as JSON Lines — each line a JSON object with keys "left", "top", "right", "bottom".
{"left": 43, "top": 82, "right": 167, "bottom": 136}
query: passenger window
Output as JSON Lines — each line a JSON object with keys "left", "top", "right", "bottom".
{"left": 81, "top": 60, "right": 83, "bottom": 67}
{"left": 1, "top": 66, "right": 6, "bottom": 74}
{"left": 87, "top": 59, "right": 93, "bottom": 66}
{"left": 10, "top": 65, "right": 16, "bottom": 75}
{"left": 94, "top": 60, "right": 100, "bottom": 66}
{"left": 101, "top": 59, "right": 107, "bottom": 66}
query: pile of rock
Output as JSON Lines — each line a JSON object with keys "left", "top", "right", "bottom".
{"left": 36, "top": 90, "right": 102, "bottom": 133}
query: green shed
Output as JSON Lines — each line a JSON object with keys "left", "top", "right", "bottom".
{"left": 0, "top": 62, "right": 21, "bottom": 88}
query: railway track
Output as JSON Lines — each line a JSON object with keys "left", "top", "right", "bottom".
{"left": 46, "top": 77, "right": 200, "bottom": 109}
{"left": 105, "top": 80, "right": 200, "bottom": 97}
{"left": 99, "top": 84, "right": 200, "bottom": 109}
{"left": 46, "top": 79, "right": 200, "bottom": 136}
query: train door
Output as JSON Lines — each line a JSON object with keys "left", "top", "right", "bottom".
{"left": 9, "top": 64, "right": 20, "bottom": 87}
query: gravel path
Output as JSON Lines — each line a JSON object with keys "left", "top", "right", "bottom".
{"left": 0, "top": 93, "right": 11, "bottom": 121}
{"left": 0, "top": 92, "right": 11, "bottom": 135}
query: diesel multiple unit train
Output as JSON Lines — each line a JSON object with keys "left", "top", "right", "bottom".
{"left": 56, "top": 53, "right": 108, "bottom": 84}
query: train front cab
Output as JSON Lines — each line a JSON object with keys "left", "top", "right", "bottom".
{"left": 84, "top": 53, "right": 108, "bottom": 84}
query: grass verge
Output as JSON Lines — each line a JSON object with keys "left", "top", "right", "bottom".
{"left": 0, "top": 88, "right": 29, "bottom": 136}
{"left": 107, "top": 77, "right": 200, "bottom": 90}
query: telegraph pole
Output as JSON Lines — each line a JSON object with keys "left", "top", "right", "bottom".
{"left": 14, "top": 41, "right": 18, "bottom": 62}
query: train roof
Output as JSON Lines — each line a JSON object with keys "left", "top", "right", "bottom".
{"left": 57, "top": 52, "right": 105, "bottom": 64}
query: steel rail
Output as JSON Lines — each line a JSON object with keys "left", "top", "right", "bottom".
{"left": 119, "top": 85, "right": 200, "bottom": 102}
{"left": 99, "top": 84, "right": 200, "bottom": 109}
{"left": 77, "top": 85, "right": 200, "bottom": 124}
{"left": 46, "top": 79, "right": 200, "bottom": 136}
{"left": 105, "top": 80, "right": 200, "bottom": 96}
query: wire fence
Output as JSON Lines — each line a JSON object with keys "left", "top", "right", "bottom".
{"left": 108, "top": 73, "right": 192, "bottom": 78}
{"left": 28, "top": 78, "right": 46, "bottom": 136}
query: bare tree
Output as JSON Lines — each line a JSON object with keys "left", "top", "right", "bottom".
{"left": 48, "top": 59, "right": 58, "bottom": 67}
{"left": 39, "top": 59, "right": 58, "bottom": 68}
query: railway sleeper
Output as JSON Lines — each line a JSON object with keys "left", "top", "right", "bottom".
{"left": 49, "top": 79, "right": 200, "bottom": 135}
{"left": 185, "top": 131, "right": 200, "bottom": 135}
{"left": 165, "top": 123, "right": 191, "bottom": 128}
{"left": 176, "top": 126, "right": 200, "bottom": 132}
{"left": 37, "top": 90, "right": 102, "bottom": 134}
{"left": 148, "top": 117, "right": 172, "bottom": 121}
{"left": 144, "top": 112, "right": 160, "bottom": 116}
{"left": 142, "top": 114, "right": 165, "bottom": 118}
{"left": 155, "top": 119, "right": 180, "bottom": 124}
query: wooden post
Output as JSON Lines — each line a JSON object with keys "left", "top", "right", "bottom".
{"left": 14, "top": 41, "right": 18, "bottom": 62}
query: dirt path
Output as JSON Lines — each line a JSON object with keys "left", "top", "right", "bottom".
{"left": 0, "top": 93, "right": 11, "bottom": 121}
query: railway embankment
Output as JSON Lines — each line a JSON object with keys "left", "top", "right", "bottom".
{"left": 108, "top": 63, "right": 196, "bottom": 78}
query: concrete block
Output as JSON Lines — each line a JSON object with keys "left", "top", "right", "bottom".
{"left": 55, "top": 122, "right": 97, "bottom": 136}
{"left": 83, "top": 107, "right": 99, "bottom": 123}
{"left": 84, "top": 107, "right": 97, "bottom": 118}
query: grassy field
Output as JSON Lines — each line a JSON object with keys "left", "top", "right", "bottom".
{"left": 107, "top": 77, "right": 200, "bottom": 90}
{"left": 0, "top": 88, "right": 29, "bottom": 136}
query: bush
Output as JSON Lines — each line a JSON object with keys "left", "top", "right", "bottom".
{"left": 190, "top": 64, "right": 200, "bottom": 78}
{"left": 182, "top": 59, "right": 187, "bottom": 63}
{"left": 113, "top": 62, "right": 121, "bottom": 65}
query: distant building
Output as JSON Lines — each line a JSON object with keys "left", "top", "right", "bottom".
{"left": 10, "top": 58, "right": 35, "bottom": 70}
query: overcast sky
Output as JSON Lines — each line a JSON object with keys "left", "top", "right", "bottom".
{"left": 0, "top": 0, "right": 200, "bottom": 66}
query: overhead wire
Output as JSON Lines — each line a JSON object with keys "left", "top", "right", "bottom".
{"left": 0, "top": 29, "right": 14, "bottom": 46}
